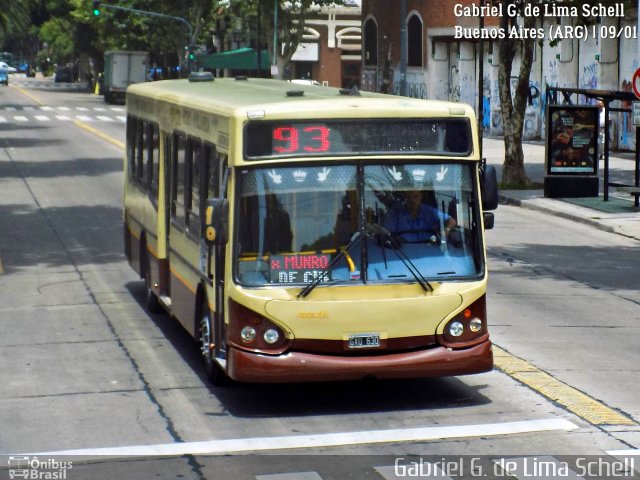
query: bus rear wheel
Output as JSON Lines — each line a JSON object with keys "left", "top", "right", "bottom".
{"left": 199, "top": 304, "right": 229, "bottom": 386}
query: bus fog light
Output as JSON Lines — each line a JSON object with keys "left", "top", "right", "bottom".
{"left": 240, "top": 326, "right": 256, "bottom": 342}
{"left": 263, "top": 329, "right": 280, "bottom": 344}
{"left": 469, "top": 318, "right": 483, "bottom": 333}
{"left": 449, "top": 321, "right": 464, "bottom": 337}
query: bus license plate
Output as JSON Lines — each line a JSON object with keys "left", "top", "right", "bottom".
{"left": 348, "top": 333, "right": 380, "bottom": 349}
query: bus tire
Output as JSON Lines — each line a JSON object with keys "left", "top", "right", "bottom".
{"left": 199, "top": 300, "right": 229, "bottom": 386}
{"left": 142, "top": 247, "right": 162, "bottom": 314}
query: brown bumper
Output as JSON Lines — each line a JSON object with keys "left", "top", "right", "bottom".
{"left": 227, "top": 340, "right": 493, "bottom": 383}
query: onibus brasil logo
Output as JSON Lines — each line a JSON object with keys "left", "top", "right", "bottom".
{"left": 7, "top": 456, "right": 72, "bottom": 479}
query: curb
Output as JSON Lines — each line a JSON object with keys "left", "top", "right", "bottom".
{"left": 498, "top": 192, "right": 620, "bottom": 236}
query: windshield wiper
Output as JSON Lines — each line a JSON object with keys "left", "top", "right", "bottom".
{"left": 297, "top": 229, "right": 366, "bottom": 298}
{"left": 365, "top": 223, "right": 433, "bottom": 293}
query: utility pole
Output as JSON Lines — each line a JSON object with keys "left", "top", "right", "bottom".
{"left": 399, "top": 0, "right": 407, "bottom": 96}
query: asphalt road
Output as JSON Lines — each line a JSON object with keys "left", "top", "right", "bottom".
{"left": 0, "top": 76, "right": 638, "bottom": 479}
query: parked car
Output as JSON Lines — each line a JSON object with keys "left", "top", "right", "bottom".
{"left": 0, "top": 61, "right": 16, "bottom": 74}
{"left": 54, "top": 65, "right": 73, "bottom": 83}
{"left": 0, "top": 67, "right": 8, "bottom": 86}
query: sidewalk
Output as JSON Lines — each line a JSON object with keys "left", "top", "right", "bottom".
{"left": 483, "top": 137, "right": 640, "bottom": 241}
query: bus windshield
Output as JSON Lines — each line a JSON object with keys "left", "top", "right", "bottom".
{"left": 236, "top": 163, "right": 482, "bottom": 287}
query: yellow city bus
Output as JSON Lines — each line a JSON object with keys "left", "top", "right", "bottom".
{"left": 123, "top": 73, "right": 499, "bottom": 384}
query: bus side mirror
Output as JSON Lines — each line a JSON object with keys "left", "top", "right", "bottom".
{"left": 481, "top": 164, "right": 499, "bottom": 211}
{"left": 204, "top": 198, "right": 229, "bottom": 246}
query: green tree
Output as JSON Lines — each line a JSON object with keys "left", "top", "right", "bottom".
{"left": 215, "top": 0, "right": 342, "bottom": 78}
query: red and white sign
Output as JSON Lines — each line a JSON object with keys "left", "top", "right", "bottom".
{"left": 633, "top": 68, "right": 640, "bottom": 100}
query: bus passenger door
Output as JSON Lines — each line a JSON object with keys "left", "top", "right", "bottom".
{"left": 204, "top": 144, "right": 228, "bottom": 362}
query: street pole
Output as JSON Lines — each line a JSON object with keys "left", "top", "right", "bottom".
{"left": 478, "top": 0, "right": 484, "bottom": 160}
{"left": 272, "top": 0, "right": 279, "bottom": 77}
{"left": 399, "top": 0, "right": 407, "bottom": 96}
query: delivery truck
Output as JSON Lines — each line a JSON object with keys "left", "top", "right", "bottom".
{"left": 103, "top": 50, "right": 148, "bottom": 104}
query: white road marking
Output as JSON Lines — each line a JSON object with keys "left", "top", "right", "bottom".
{"left": 55, "top": 115, "right": 72, "bottom": 121}
{"left": 0, "top": 116, "right": 7, "bottom": 122}
{"left": 40, "top": 106, "right": 54, "bottom": 111}
{"left": 376, "top": 463, "right": 454, "bottom": 479}
{"left": 116, "top": 115, "right": 126, "bottom": 122}
{"left": 75, "top": 115, "right": 93, "bottom": 122}
{"left": 256, "top": 473, "right": 322, "bottom": 480}
{"left": 28, "top": 418, "right": 577, "bottom": 457}
{"left": 34, "top": 115, "right": 50, "bottom": 121}
{"left": 14, "top": 116, "right": 28, "bottom": 122}
{"left": 76, "top": 107, "right": 89, "bottom": 111}
{"left": 96, "top": 115, "right": 114, "bottom": 122}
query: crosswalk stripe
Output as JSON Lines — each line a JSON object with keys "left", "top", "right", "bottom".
{"left": 34, "top": 115, "right": 50, "bottom": 121}
{"left": 96, "top": 115, "right": 114, "bottom": 122}
{"left": 76, "top": 115, "right": 93, "bottom": 122}
{"left": 40, "top": 106, "right": 53, "bottom": 111}
{"left": 255, "top": 473, "right": 322, "bottom": 480}
{"left": 14, "top": 116, "right": 28, "bottom": 122}
{"left": 55, "top": 115, "right": 72, "bottom": 121}
{"left": 76, "top": 107, "right": 89, "bottom": 111}
{"left": 0, "top": 116, "right": 7, "bottom": 122}
{"left": 94, "top": 107, "right": 106, "bottom": 111}
{"left": 30, "top": 419, "right": 577, "bottom": 457}
{"left": 58, "top": 106, "right": 71, "bottom": 111}
{"left": 117, "top": 115, "right": 126, "bottom": 122}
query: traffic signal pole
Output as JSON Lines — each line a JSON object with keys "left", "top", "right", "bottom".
{"left": 93, "top": 2, "right": 195, "bottom": 73}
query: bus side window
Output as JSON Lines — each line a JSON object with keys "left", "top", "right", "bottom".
{"left": 186, "top": 138, "right": 203, "bottom": 235}
{"left": 204, "top": 142, "right": 219, "bottom": 199}
{"left": 171, "top": 132, "right": 187, "bottom": 228}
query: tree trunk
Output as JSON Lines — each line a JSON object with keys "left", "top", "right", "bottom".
{"left": 497, "top": 5, "right": 537, "bottom": 186}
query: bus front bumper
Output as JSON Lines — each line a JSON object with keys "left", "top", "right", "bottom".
{"left": 227, "top": 340, "right": 493, "bottom": 383}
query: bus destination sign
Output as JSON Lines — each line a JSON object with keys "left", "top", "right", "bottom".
{"left": 269, "top": 253, "right": 332, "bottom": 283}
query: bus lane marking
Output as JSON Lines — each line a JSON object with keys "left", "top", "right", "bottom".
{"left": 30, "top": 418, "right": 577, "bottom": 458}
{"left": 73, "top": 120, "right": 125, "bottom": 151}
{"left": 493, "top": 345, "right": 636, "bottom": 426}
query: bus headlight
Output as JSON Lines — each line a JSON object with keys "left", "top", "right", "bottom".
{"left": 228, "top": 299, "right": 290, "bottom": 354}
{"left": 449, "top": 322, "right": 464, "bottom": 337}
{"left": 439, "top": 295, "right": 489, "bottom": 348}
{"left": 241, "top": 326, "right": 257, "bottom": 343}
{"left": 264, "top": 329, "right": 280, "bottom": 344}
{"left": 470, "top": 318, "right": 483, "bottom": 333}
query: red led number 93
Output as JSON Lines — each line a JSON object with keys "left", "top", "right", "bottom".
{"left": 273, "top": 125, "right": 331, "bottom": 153}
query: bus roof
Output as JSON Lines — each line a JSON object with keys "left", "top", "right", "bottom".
{"left": 126, "top": 77, "right": 477, "bottom": 121}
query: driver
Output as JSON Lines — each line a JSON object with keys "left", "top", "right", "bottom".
{"left": 383, "top": 190, "right": 456, "bottom": 243}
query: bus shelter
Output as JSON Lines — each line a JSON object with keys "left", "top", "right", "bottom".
{"left": 545, "top": 86, "right": 640, "bottom": 206}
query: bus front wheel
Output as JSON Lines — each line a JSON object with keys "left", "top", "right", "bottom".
{"left": 199, "top": 303, "right": 229, "bottom": 386}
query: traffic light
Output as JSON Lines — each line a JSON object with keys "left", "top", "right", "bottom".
{"left": 92, "top": 0, "right": 100, "bottom": 16}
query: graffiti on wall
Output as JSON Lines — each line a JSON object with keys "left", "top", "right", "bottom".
{"left": 490, "top": 76, "right": 542, "bottom": 138}
{"left": 618, "top": 60, "right": 638, "bottom": 150}
{"left": 392, "top": 81, "right": 428, "bottom": 99}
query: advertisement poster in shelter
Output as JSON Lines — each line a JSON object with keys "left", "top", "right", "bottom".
{"left": 546, "top": 105, "right": 599, "bottom": 175}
